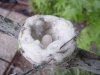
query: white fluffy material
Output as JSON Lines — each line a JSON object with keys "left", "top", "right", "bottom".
{"left": 18, "top": 15, "right": 76, "bottom": 65}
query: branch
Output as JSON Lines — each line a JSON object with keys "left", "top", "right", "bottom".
{"left": 0, "top": 15, "right": 100, "bottom": 74}
{"left": 0, "top": 15, "right": 21, "bottom": 38}
{"left": 60, "top": 48, "right": 100, "bottom": 74}
{"left": 77, "top": 48, "right": 100, "bottom": 74}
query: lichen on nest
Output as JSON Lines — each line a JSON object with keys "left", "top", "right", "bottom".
{"left": 18, "top": 15, "right": 76, "bottom": 65}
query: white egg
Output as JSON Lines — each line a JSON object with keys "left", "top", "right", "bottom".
{"left": 41, "top": 34, "right": 53, "bottom": 48}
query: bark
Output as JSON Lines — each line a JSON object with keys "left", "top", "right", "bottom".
{"left": 0, "top": 15, "right": 100, "bottom": 74}
{"left": 0, "top": 15, "right": 21, "bottom": 38}
{"left": 62, "top": 48, "right": 100, "bottom": 74}
{"left": 77, "top": 49, "right": 100, "bottom": 74}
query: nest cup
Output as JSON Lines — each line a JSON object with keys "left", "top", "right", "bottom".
{"left": 18, "top": 15, "right": 76, "bottom": 65}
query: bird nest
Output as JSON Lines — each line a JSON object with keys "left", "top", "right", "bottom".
{"left": 18, "top": 15, "right": 76, "bottom": 65}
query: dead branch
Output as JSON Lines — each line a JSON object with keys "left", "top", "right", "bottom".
{"left": 56, "top": 48, "right": 100, "bottom": 74}
{"left": 0, "top": 15, "right": 100, "bottom": 74}
{"left": 0, "top": 15, "right": 21, "bottom": 38}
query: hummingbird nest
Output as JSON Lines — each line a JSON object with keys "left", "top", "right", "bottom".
{"left": 18, "top": 15, "right": 76, "bottom": 66}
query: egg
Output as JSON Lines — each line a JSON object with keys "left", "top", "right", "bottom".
{"left": 41, "top": 34, "right": 53, "bottom": 48}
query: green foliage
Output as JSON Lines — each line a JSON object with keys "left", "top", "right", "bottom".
{"left": 29, "top": 0, "right": 100, "bottom": 74}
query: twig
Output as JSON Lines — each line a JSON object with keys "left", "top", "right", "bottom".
{"left": 21, "top": 59, "right": 52, "bottom": 75}
{"left": 3, "top": 51, "right": 19, "bottom": 75}
{"left": 0, "top": 58, "right": 10, "bottom": 63}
